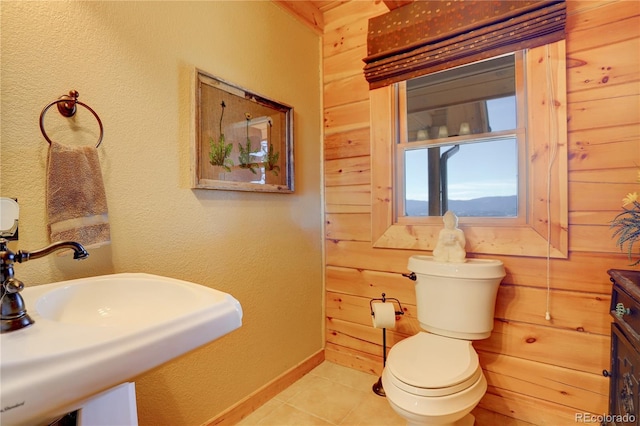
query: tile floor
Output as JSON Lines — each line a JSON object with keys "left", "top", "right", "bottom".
{"left": 238, "top": 361, "right": 404, "bottom": 425}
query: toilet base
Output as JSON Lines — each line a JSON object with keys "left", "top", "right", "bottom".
{"left": 457, "top": 414, "right": 475, "bottom": 426}
{"left": 388, "top": 399, "right": 476, "bottom": 426}
{"left": 382, "top": 367, "right": 486, "bottom": 426}
{"left": 406, "top": 414, "right": 474, "bottom": 426}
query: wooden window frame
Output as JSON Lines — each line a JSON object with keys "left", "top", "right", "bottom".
{"left": 371, "top": 41, "right": 568, "bottom": 258}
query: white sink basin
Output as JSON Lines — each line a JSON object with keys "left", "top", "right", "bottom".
{"left": 36, "top": 274, "right": 222, "bottom": 326}
{"left": 0, "top": 273, "right": 243, "bottom": 426}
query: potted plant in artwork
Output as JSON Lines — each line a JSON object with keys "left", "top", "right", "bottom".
{"left": 209, "top": 101, "right": 233, "bottom": 177}
{"left": 237, "top": 113, "right": 259, "bottom": 175}
{"left": 611, "top": 170, "right": 640, "bottom": 266}
{"left": 264, "top": 119, "right": 281, "bottom": 179}
{"left": 264, "top": 142, "right": 281, "bottom": 183}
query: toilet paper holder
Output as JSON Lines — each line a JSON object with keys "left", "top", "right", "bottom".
{"left": 369, "top": 292, "right": 404, "bottom": 318}
{"left": 370, "top": 293, "right": 404, "bottom": 397}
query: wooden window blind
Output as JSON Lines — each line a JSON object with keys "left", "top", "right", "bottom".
{"left": 363, "top": 0, "right": 566, "bottom": 89}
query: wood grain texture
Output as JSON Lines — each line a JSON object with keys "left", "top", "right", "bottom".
{"left": 321, "top": 1, "right": 639, "bottom": 423}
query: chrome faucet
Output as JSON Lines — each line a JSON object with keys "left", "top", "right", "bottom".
{"left": 0, "top": 238, "right": 89, "bottom": 333}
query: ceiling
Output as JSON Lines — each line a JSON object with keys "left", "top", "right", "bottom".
{"left": 274, "top": 0, "right": 413, "bottom": 34}
{"left": 309, "top": 1, "right": 346, "bottom": 13}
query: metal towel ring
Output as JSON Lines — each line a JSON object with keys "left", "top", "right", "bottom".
{"left": 39, "top": 90, "right": 104, "bottom": 148}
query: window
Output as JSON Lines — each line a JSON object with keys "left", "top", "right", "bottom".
{"left": 398, "top": 54, "right": 523, "bottom": 220}
{"left": 402, "top": 138, "right": 518, "bottom": 217}
{"left": 371, "top": 41, "right": 568, "bottom": 258}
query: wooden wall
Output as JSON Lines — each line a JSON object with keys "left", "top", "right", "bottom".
{"left": 322, "top": 1, "right": 640, "bottom": 424}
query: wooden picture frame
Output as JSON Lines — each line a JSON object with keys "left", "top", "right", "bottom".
{"left": 191, "top": 69, "right": 294, "bottom": 193}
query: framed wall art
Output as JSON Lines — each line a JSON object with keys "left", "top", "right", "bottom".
{"left": 191, "top": 68, "right": 294, "bottom": 193}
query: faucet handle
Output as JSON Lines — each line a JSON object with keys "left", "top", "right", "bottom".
{"left": 3, "top": 277, "right": 24, "bottom": 294}
{"left": 0, "top": 276, "right": 34, "bottom": 332}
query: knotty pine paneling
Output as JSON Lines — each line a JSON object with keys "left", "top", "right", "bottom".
{"left": 568, "top": 16, "right": 640, "bottom": 56}
{"left": 327, "top": 315, "right": 609, "bottom": 374}
{"left": 569, "top": 210, "right": 617, "bottom": 227}
{"left": 325, "top": 265, "right": 415, "bottom": 301}
{"left": 323, "top": 74, "right": 370, "bottom": 109}
{"left": 480, "top": 352, "right": 607, "bottom": 415}
{"left": 479, "top": 387, "right": 582, "bottom": 425}
{"left": 326, "top": 240, "right": 424, "bottom": 273}
{"left": 327, "top": 208, "right": 628, "bottom": 254}
{"left": 568, "top": 80, "right": 640, "bottom": 104}
{"left": 325, "top": 213, "right": 371, "bottom": 241}
{"left": 324, "top": 100, "right": 370, "bottom": 134}
{"left": 324, "top": 342, "right": 380, "bottom": 375}
{"left": 327, "top": 265, "right": 610, "bottom": 335}
{"left": 321, "top": 1, "right": 639, "bottom": 424}
{"left": 570, "top": 169, "right": 639, "bottom": 186}
{"left": 480, "top": 350, "right": 608, "bottom": 410}
{"left": 326, "top": 317, "right": 406, "bottom": 357}
{"left": 324, "top": 128, "right": 370, "bottom": 160}
{"left": 568, "top": 94, "right": 639, "bottom": 131}
{"left": 327, "top": 278, "right": 610, "bottom": 343}
{"left": 566, "top": 2, "right": 640, "bottom": 48}
{"left": 326, "top": 291, "right": 419, "bottom": 335}
{"left": 322, "top": 17, "right": 368, "bottom": 57}
{"left": 325, "top": 0, "right": 388, "bottom": 32}
{"left": 326, "top": 240, "right": 630, "bottom": 293}
{"left": 324, "top": 156, "right": 370, "bottom": 186}
{"left": 475, "top": 320, "right": 609, "bottom": 374}
{"left": 568, "top": 124, "right": 640, "bottom": 171}
{"left": 328, "top": 284, "right": 609, "bottom": 335}
{"left": 322, "top": 0, "right": 387, "bottom": 33}
{"left": 569, "top": 181, "right": 635, "bottom": 212}
{"left": 323, "top": 45, "right": 369, "bottom": 83}
{"left": 567, "top": 34, "right": 639, "bottom": 92}
{"left": 325, "top": 185, "right": 370, "bottom": 213}
{"left": 325, "top": 185, "right": 371, "bottom": 214}
{"left": 568, "top": 224, "right": 624, "bottom": 253}
{"left": 495, "top": 285, "right": 609, "bottom": 334}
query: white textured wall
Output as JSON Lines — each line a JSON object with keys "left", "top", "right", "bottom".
{"left": 0, "top": 1, "right": 323, "bottom": 424}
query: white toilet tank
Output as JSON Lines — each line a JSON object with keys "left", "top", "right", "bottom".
{"left": 407, "top": 255, "right": 506, "bottom": 340}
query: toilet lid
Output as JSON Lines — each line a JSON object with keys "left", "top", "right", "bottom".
{"left": 387, "top": 333, "right": 480, "bottom": 393}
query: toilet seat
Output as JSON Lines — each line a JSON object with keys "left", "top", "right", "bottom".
{"left": 386, "top": 332, "right": 481, "bottom": 397}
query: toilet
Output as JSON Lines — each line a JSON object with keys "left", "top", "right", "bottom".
{"left": 381, "top": 255, "right": 506, "bottom": 426}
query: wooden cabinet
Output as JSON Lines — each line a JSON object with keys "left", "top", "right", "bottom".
{"left": 608, "top": 269, "right": 640, "bottom": 426}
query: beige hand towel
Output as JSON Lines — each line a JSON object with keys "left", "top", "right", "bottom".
{"left": 46, "top": 141, "right": 110, "bottom": 249}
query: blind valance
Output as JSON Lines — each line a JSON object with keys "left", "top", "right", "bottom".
{"left": 363, "top": 0, "right": 566, "bottom": 89}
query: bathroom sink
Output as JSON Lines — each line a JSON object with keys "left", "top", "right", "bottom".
{"left": 36, "top": 274, "right": 221, "bottom": 326}
{"left": 0, "top": 273, "right": 243, "bottom": 426}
